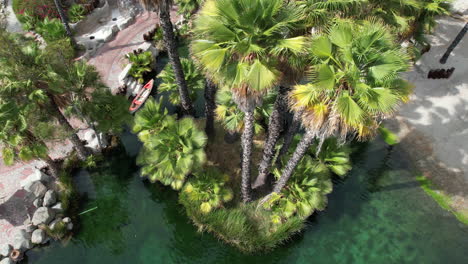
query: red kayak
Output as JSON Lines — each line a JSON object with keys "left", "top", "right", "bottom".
{"left": 129, "top": 79, "right": 154, "bottom": 113}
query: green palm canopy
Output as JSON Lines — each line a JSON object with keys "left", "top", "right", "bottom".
{"left": 290, "top": 19, "right": 413, "bottom": 143}
{"left": 191, "top": 0, "right": 307, "bottom": 111}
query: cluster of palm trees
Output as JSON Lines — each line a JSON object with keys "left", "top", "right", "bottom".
{"left": 135, "top": 0, "right": 449, "bottom": 206}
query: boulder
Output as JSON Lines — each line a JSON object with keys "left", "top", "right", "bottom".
{"left": 29, "top": 181, "right": 47, "bottom": 199}
{"left": 117, "top": 16, "right": 134, "bottom": 31}
{"left": 51, "top": 203, "right": 63, "bottom": 213}
{"left": 31, "top": 229, "right": 47, "bottom": 244}
{"left": 33, "top": 198, "right": 43, "bottom": 208}
{"left": 20, "top": 170, "right": 50, "bottom": 191}
{"left": 62, "top": 217, "right": 71, "bottom": 223}
{"left": 12, "top": 230, "right": 32, "bottom": 250}
{"left": 0, "top": 258, "right": 14, "bottom": 264}
{"left": 32, "top": 207, "right": 55, "bottom": 226}
{"left": 42, "top": 190, "right": 57, "bottom": 207}
{"left": 0, "top": 244, "right": 12, "bottom": 257}
{"left": 67, "top": 222, "right": 74, "bottom": 231}
{"left": 49, "top": 218, "right": 63, "bottom": 230}
{"left": 119, "top": 63, "right": 132, "bottom": 86}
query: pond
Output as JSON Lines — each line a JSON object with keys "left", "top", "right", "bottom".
{"left": 26, "top": 135, "right": 468, "bottom": 264}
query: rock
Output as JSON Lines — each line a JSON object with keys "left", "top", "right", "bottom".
{"left": 119, "top": 64, "right": 132, "bottom": 86}
{"left": 117, "top": 16, "right": 134, "bottom": 30}
{"left": 29, "top": 181, "right": 48, "bottom": 198}
{"left": 0, "top": 244, "right": 12, "bottom": 257}
{"left": 31, "top": 229, "right": 47, "bottom": 244}
{"left": 49, "top": 218, "right": 62, "bottom": 230}
{"left": 20, "top": 170, "right": 50, "bottom": 191}
{"left": 66, "top": 222, "right": 74, "bottom": 231}
{"left": 33, "top": 198, "right": 43, "bottom": 208}
{"left": 98, "top": 17, "right": 107, "bottom": 23}
{"left": 51, "top": 203, "right": 63, "bottom": 213}
{"left": 32, "top": 207, "right": 55, "bottom": 226}
{"left": 24, "top": 224, "right": 36, "bottom": 233}
{"left": 62, "top": 217, "right": 71, "bottom": 223}
{"left": 42, "top": 190, "right": 57, "bottom": 207}
{"left": 12, "top": 230, "right": 32, "bottom": 250}
{"left": 0, "top": 258, "right": 14, "bottom": 264}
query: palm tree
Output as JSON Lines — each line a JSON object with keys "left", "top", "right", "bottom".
{"left": 139, "top": 0, "right": 195, "bottom": 116}
{"left": 136, "top": 116, "right": 207, "bottom": 190}
{"left": 192, "top": 0, "right": 306, "bottom": 202}
{"left": 53, "top": 0, "right": 77, "bottom": 48}
{"left": 157, "top": 57, "right": 205, "bottom": 107}
{"left": 204, "top": 80, "right": 217, "bottom": 138}
{"left": 0, "top": 101, "right": 60, "bottom": 177}
{"left": 269, "top": 20, "right": 413, "bottom": 196}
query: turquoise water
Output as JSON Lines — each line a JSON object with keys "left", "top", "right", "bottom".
{"left": 27, "top": 138, "right": 468, "bottom": 264}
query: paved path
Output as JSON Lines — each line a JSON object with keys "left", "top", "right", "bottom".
{"left": 88, "top": 12, "right": 159, "bottom": 93}
{"left": 386, "top": 5, "right": 468, "bottom": 214}
{"left": 4, "top": 0, "right": 23, "bottom": 33}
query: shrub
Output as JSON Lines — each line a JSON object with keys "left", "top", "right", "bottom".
{"left": 136, "top": 116, "right": 207, "bottom": 190}
{"left": 68, "top": 4, "right": 86, "bottom": 23}
{"left": 264, "top": 156, "right": 333, "bottom": 224}
{"left": 158, "top": 58, "right": 205, "bottom": 106}
{"left": 13, "top": 0, "right": 59, "bottom": 21}
{"left": 180, "top": 167, "right": 233, "bottom": 214}
{"left": 126, "top": 51, "right": 153, "bottom": 83}
{"left": 35, "top": 17, "right": 67, "bottom": 42}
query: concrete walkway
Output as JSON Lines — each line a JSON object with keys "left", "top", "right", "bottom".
{"left": 386, "top": 4, "right": 468, "bottom": 213}
{"left": 4, "top": 0, "right": 23, "bottom": 33}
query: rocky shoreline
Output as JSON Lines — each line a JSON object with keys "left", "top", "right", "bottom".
{"left": 0, "top": 170, "right": 73, "bottom": 263}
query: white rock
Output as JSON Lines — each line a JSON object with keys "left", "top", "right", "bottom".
{"left": 32, "top": 207, "right": 55, "bottom": 226}
{"left": 0, "top": 244, "right": 12, "bottom": 257}
{"left": 0, "top": 258, "right": 14, "bottom": 264}
{"left": 12, "top": 230, "right": 32, "bottom": 250}
{"left": 49, "top": 218, "right": 63, "bottom": 230}
{"left": 31, "top": 229, "right": 47, "bottom": 244}
{"left": 33, "top": 198, "right": 43, "bottom": 208}
{"left": 62, "top": 217, "right": 71, "bottom": 223}
{"left": 20, "top": 170, "right": 50, "bottom": 190}
{"left": 51, "top": 202, "right": 63, "bottom": 213}
{"left": 117, "top": 16, "right": 134, "bottom": 31}
{"left": 119, "top": 64, "right": 133, "bottom": 86}
{"left": 67, "top": 222, "right": 74, "bottom": 231}
{"left": 42, "top": 190, "right": 57, "bottom": 207}
{"left": 29, "top": 182, "right": 47, "bottom": 198}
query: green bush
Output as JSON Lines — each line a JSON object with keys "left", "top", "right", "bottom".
{"left": 35, "top": 17, "right": 67, "bottom": 42}
{"left": 158, "top": 58, "right": 205, "bottom": 106}
{"left": 180, "top": 167, "right": 233, "bottom": 214}
{"left": 126, "top": 51, "right": 153, "bottom": 83}
{"left": 68, "top": 4, "right": 86, "bottom": 23}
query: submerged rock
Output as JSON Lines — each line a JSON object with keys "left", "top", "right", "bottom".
{"left": 42, "top": 190, "right": 57, "bottom": 207}
{"left": 31, "top": 229, "right": 47, "bottom": 244}
{"left": 32, "top": 207, "right": 55, "bottom": 226}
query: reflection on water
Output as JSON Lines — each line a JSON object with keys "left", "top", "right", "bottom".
{"left": 27, "top": 139, "right": 468, "bottom": 264}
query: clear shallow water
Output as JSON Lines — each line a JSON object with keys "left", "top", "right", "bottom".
{"left": 27, "top": 138, "right": 468, "bottom": 264}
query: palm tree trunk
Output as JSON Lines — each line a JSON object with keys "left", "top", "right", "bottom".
{"left": 276, "top": 112, "right": 301, "bottom": 165}
{"left": 271, "top": 129, "right": 315, "bottom": 194}
{"left": 53, "top": 0, "right": 77, "bottom": 48}
{"left": 159, "top": 1, "right": 194, "bottom": 116}
{"left": 253, "top": 86, "right": 288, "bottom": 189}
{"left": 44, "top": 156, "right": 60, "bottom": 178}
{"left": 47, "top": 94, "right": 89, "bottom": 161}
{"left": 240, "top": 109, "right": 255, "bottom": 203}
{"left": 204, "top": 80, "right": 217, "bottom": 138}
{"left": 440, "top": 22, "right": 468, "bottom": 64}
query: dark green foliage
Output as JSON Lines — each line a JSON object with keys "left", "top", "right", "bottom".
{"left": 126, "top": 51, "right": 154, "bottom": 83}
{"left": 180, "top": 167, "right": 233, "bottom": 213}
{"left": 158, "top": 58, "right": 205, "bottom": 106}
{"left": 68, "top": 4, "right": 86, "bottom": 23}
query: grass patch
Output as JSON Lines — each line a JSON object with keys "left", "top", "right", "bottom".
{"left": 180, "top": 198, "right": 304, "bottom": 252}
{"left": 416, "top": 175, "right": 468, "bottom": 225}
